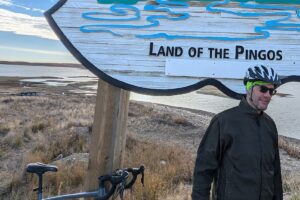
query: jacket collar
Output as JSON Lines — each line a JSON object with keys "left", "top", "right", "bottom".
{"left": 239, "top": 96, "right": 263, "bottom": 117}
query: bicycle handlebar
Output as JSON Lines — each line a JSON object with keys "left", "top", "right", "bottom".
{"left": 123, "top": 165, "right": 145, "bottom": 189}
{"left": 98, "top": 165, "right": 145, "bottom": 200}
{"left": 97, "top": 170, "right": 129, "bottom": 200}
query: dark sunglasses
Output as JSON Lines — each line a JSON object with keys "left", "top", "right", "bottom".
{"left": 257, "top": 85, "right": 277, "bottom": 95}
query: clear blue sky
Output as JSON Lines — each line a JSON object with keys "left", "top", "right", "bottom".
{"left": 0, "top": 0, "right": 77, "bottom": 63}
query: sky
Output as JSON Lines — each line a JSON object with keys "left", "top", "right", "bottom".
{"left": 0, "top": 0, "right": 77, "bottom": 63}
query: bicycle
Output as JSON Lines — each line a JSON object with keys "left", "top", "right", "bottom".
{"left": 26, "top": 162, "right": 145, "bottom": 200}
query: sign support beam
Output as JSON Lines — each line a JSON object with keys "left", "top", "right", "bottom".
{"left": 84, "top": 79, "right": 130, "bottom": 194}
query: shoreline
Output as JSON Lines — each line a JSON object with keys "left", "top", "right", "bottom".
{"left": 0, "top": 61, "right": 83, "bottom": 68}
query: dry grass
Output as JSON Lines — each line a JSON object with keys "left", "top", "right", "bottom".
{"left": 8, "top": 133, "right": 299, "bottom": 200}
{"left": 1, "top": 95, "right": 300, "bottom": 200}
{"left": 4, "top": 134, "right": 193, "bottom": 200}
{"left": 0, "top": 126, "right": 10, "bottom": 136}
{"left": 124, "top": 135, "right": 194, "bottom": 200}
{"left": 0, "top": 94, "right": 194, "bottom": 199}
{"left": 282, "top": 173, "right": 300, "bottom": 200}
{"left": 279, "top": 137, "right": 300, "bottom": 159}
{"left": 31, "top": 122, "right": 47, "bottom": 133}
{"left": 7, "top": 162, "right": 87, "bottom": 200}
{"left": 151, "top": 113, "right": 194, "bottom": 127}
{"left": 43, "top": 162, "right": 86, "bottom": 195}
{"left": 2, "top": 131, "right": 24, "bottom": 149}
{"left": 25, "top": 131, "right": 89, "bottom": 165}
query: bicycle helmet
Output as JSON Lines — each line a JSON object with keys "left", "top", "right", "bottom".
{"left": 243, "top": 65, "right": 281, "bottom": 87}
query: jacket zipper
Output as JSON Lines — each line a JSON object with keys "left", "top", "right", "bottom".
{"left": 256, "top": 117, "right": 263, "bottom": 200}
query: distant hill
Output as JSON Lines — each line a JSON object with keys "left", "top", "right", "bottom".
{"left": 0, "top": 61, "right": 84, "bottom": 69}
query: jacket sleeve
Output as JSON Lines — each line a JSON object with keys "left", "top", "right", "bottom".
{"left": 273, "top": 126, "right": 283, "bottom": 200}
{"left": 192, "top": 116, "right": 222, "bottom": 200}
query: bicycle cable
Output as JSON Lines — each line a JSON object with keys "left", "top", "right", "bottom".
{"left": 112, "top": 180, "right": 126, "bottom": 200}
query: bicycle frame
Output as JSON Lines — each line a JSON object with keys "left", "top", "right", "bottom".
{"left": 41, "top": 188, "right": 105, "bottom": 200}
{"left": 36, "top": 177, "right": 119, "bottom": 200}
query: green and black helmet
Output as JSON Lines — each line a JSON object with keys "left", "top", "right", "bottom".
{"left": 243, "top": 65, "right": 281, "bottom": 87}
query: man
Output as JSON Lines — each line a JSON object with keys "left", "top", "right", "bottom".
{"left": 192, "top": 65, "right": 283, "bottom": 200}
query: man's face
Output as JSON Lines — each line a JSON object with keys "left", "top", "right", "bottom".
{"left": 247, "top": 84, "right": 275, "bottom": 111}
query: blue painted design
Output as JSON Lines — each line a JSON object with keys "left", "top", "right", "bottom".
{"left": 136, "top": 32, "right": 270, "bottom": 41}
{"left": 80, "top": 0, "right": 300, "bottom": 41}
{"left": 80, "top": 4, "right": 142, "bottom": 33}
{"left": 153, "top": 0, "right": 189, "bottom": 8}
{"left": 81, "top": 4, "right": 141, "bottom": 21}
{"left": 201, "top": 0, "right": 300, "bottom": 40}
{"left": 81, "top": 1, "right": 189, "bottom": 34}
{"left": 80, "top": 28, "right": 122, "bottom": 36}
{"left": 240, "top": 2, "right": 300, "bottom": 32}
{"left": 98, "top": 0, "right": 300, "bottom": 5}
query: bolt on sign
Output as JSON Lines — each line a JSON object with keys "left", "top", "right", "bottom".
{"left": 45, "top": 0, "right": 300, "bottom": 98}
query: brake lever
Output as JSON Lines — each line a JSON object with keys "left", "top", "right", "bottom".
{"left": 141, "top": 170, "right": 145, "bottom": 186}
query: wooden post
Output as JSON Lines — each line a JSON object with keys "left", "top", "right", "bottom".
{"left": 84, "top": 79, "right": 130, "bottom": 193}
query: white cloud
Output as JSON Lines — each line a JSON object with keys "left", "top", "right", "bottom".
{"left": 0, "top": 0, "right": 46, "bottom": 13}
{"left": 0, "top": 0, "right": 12, "bottom": 6}
{"left": 0, "top": 8, "right": 58, "bottom": 40}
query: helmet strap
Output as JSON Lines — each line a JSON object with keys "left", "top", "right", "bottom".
{"left": 248, "top": 86, "right": 262, "bottom": 113}
{"left": 250, "top": 86, "right": 254, "bottom": 102}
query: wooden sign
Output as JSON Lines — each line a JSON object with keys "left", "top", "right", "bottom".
{"left": 45, "top": 0, "right": 300, "bottom": 97}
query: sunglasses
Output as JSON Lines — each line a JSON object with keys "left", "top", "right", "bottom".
{"left": 257, "top": 85, "right": 277, "bottom": 95}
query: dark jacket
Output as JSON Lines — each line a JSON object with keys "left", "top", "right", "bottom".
{"left": 192, "top": 98, "right": 283, "bottom": 200}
